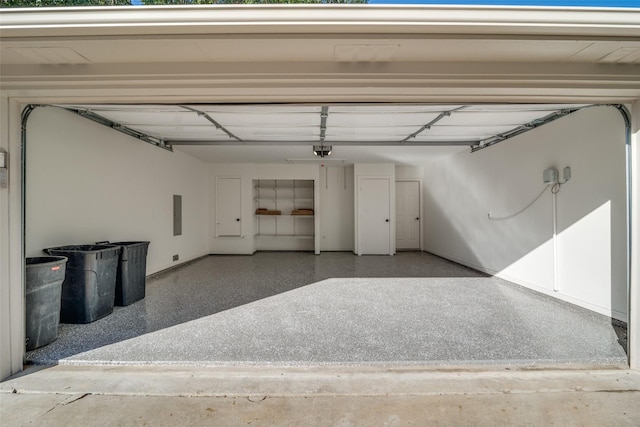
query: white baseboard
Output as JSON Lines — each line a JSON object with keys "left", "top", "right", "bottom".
{"left": 147, "top": 252, "right": 209, "bottom": 276}
{"left": 424, "top": 248, "right": 627, "bottom": 323}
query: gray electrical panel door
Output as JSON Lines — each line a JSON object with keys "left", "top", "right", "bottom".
{"left": 173, "top": 195, "right": 182, "bottom": 236}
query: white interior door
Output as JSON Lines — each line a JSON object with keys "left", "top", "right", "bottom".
{"left": 396, "top": 181, "right": 420, "bottom": 250}
{"left": 359, "top": 178, "right": 390, "bottom": 255}
{"left": 216, "top": 177, "right": 242, "bottom": 236}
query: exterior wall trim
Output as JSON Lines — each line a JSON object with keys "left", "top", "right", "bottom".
{"left": 1, "top": 5, "right": 640, "bottom": 38}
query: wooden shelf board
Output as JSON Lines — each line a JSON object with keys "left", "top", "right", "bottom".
{"left": 255, "top": 214, "right": 314, "bottom": 218}
{"left": 255, "top": 234, "right": 314, "bottom": 239}
{"left": 254, "top": 198, "right": 313, "bottom": 202}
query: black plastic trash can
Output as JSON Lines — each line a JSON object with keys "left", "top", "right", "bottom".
{"left": 43, "top": 245, "right": 121, "bottom": 324}
{"left": 108, "top": 241, "right": 150, "bottom": 306}
{"left": 25, "top": 256, "right": 67, "bottom": 351}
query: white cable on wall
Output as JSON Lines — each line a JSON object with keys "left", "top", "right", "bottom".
{"left": 488, "top": 185, "right": 550, "bottom": 221}
{"left": 488, "top": 168, "right": 570, "bottom": 294}
{"left": 552, "top": 187, "right": 559, "bottom": 292}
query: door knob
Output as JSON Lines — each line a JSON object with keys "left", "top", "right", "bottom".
{"left": 415, "top": 217, "right": 420, "bottom": 220}
{"left": 236, "top": 218, "right": 241, "bottom": 222}
{"left": 385, "top": 219, "right": 389, "bottom": 222}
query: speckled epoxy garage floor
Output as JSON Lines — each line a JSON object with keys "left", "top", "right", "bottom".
{"left": 26, "top": 252, "right": 628, "bottom": 366}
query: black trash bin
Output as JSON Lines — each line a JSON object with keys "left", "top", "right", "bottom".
{"left": 25, "top": 256, "right": 68, "bottom": 351}
{"left": 107, "top": 241, "right": 150, "bottom": 306}
{"left": 43, "top": 245, "right": 121, "bottom": 324}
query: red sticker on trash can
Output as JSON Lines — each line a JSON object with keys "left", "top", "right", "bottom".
{"left": 51, "top": 266, "right": 60, "bottom": 271}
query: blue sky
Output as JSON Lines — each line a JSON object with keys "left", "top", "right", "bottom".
{"left": 368, "top": 0, "right": 639, "bottom": 5}
{"left": 129, "top": 0, "right": 640, "bottom": 6}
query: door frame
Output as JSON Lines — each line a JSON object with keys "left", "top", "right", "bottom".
{"left": 215, "top": 176, "right": 243, "bottom": 238}
{"left": 357, "top": 176, "right": 393, "bottom": 256}
{"left": 395, "top": 179, "right": 424, "bottom": 252}
{"left": 2, "top": 100, "right": 638, "bottom": 379}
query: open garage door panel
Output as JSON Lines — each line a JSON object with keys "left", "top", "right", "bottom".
{"left": 56, "top": 103, "right": 591, "bottom": 152}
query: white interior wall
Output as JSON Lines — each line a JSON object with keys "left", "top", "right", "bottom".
{"left": 319, "top": 165, "right": 354, "bottom": 251}
{"left": 209, "top": 163, "right": 320, "bottom": 254}
{"left": 354, "top": 163, "right": 396, "bottom": 255}
{"left": 423, "top": 107, "right": 627, "bottom": 320}
{"left": 25, "top": 107, "right": 210, "bottom": 274}
{"left": 396, "top": 166, "right": 424, "bottom": 180}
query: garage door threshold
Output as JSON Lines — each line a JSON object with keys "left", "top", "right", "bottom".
{"left": 4, "top": 364, "right": 640, "bottom": 426}
{"left": 2, "top": 363, "right": 636, "bottom": 398}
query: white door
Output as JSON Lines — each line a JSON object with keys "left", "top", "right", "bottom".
{"left": 359, "top": 178, "right": 390, "bottom": 255}
{"left": 396, "top": 181, "right": 420, "bottom": 250}
{"left": 216, "top": 177, "right": 242, "bottom": 236}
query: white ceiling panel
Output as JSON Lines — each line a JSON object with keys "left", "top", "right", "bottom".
{"left": 329, "top": 105, "right": 464, "bottom": 114}
{"left": 243, "top": 136, "right": 320, "bottom": 142}
{"left": 441, "top": 111, "right": 561, "bottom": 127}
{"left": 90, "top": 111, "right": 207, "bottom": 127}
{"left": 417, "top": 125, "right": 519, "bottom": 138}
{"left": 133, "top": 125, "right": 234, "bottom": 140}
{"left": 328, "top": 113, "right": 440, "bottom": 128}
{"left": 326, "top": 126, "right": 420, "bottom": 138}
{"left": 62, "top": 104, "right": 187, "bottom": 112}
{"left": 233, "top": 137, "right": 320, "bottom": 143}
{"left": 205, "top": 113, "right": 320, "bottom": 127}
{"left": 463, "top": 104, "right": 588, "bottom": 112}
{"left": 231, "top": 127, "right": 320, "bottom": 137}
{"left": 409, "top": 135, "right": 482, "bottom": 142}
{"left": 325, "top": 137, "right": 413, "bottom": 142}
{"left": 194, "top": 105, "right": 323, "bottom": 114}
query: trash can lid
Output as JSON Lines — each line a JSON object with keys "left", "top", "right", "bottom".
{"left": 109, "top": 241, "right": 150, "bottom": 247}
{"left": 26, "top": 256, "right": 68, "bottom": 267}
{"left": 45, "top": 244, "right": 118, "bottom": 253}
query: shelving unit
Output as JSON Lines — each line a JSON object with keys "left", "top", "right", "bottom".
{"left": 254, "top": 179, "right": 315, "bottom": 250}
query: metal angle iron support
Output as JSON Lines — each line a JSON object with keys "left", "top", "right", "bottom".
{"left": 166, "top": 139, "right": 477, "bottom": 146}
{"left": 401, "top": 106, "right": 467, "bottom": 143}
{"left": 64, "top": 107, "right": 173, "bottom": 152}
{"left": 180, "top": 105, "right": 243, "bottom": 143}
{"left": 470, "top": 107, "right": 584, "bottom": 153}
{"left": 319, "top": 106, "right": 329, "bottom": 142}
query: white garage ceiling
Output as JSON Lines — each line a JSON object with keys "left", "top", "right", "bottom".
{"left": 57, "top": 102, "right": 590, "bottom": 165}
